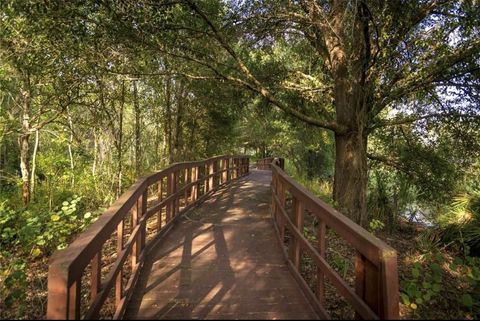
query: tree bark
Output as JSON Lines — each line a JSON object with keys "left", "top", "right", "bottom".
{"left": 329, "top": 1, "right": 371, "bottom": 226}
{"left": 333, "top": 130, "right": 368, "bottom": 226}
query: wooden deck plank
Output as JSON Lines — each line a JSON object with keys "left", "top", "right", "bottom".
{"left": 124, "top": 170, "right": 318, "bottom": 320}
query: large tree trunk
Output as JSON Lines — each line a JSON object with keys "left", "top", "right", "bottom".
{"left": 327, "top": 1, "right": 371, "bottom": 226}
{"left": 333, "top": 129, "right": 368, "bottom": 226}
{"left": 331, "top": 63, "right": 369, "bottom": 226}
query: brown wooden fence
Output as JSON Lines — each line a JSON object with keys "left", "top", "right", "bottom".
{"left": 264, "top": 157, "right": 399, "bottom": 319}
{"left": 46, "top": 155, "right": 249, "bottom": 320}
{"left": 256, "top": 157, "right": 284, "bottom": 170}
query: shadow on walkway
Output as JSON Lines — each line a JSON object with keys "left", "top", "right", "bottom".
{"left": 124, "top": 170, "right": 318, "bottom": 320}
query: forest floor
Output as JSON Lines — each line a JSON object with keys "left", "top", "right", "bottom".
{"left": 311, "top": 219, "right": 477, "bottom": 320}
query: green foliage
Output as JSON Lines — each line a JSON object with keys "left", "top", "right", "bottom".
{"left": 400, "top": 251, "right": 480, "bottom": 318}
{"left": 400, "top": 253, "right": 446, "bottom": 312}
{"left": 0, "top": 196, "right": 103, "bottom": 311}
{"left": 0, "top": 256, "right": 27, "bottom": 312}
{"left": 436, "top": 188, "right": 480, "bottom": 255}
{"left": 368, "top": 219, "right": 385, "bottom": 233}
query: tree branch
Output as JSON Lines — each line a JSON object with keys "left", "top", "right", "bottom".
{"left": 370, "top": 112, "right": 480, "bottom": 131}
{"left": 375, "top": 37, "right": 480, "bottom": 115}
{"left": 184, "top": 0, "right": 344, "bottom": 133}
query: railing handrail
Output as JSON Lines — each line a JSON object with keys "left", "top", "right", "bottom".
{"left": 264, "top": 157, "right": 399, "bottom": 319}
{"left": 47, "top": 155, "right": 250, "bottom": 319}
{"left": 272, "top": 163, "right": 395, "bottom": 262}
{"left": 256, "top": 156, "right": 284, "bottom": 170}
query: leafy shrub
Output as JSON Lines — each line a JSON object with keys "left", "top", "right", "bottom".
{"left": 0, "top": 196, "right": 102, "bottom": 311}
{"left": 400, "top": 251, "right": 480, "bottom": 318}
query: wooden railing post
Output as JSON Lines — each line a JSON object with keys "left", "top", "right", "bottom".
{"left": 166, "top": 171, "right": 173, "bottom": 223}
{"left": 174, "top": 170, "right": 179, "bottom": 216}
{"left": 140, "top": 189, "right": 147, "bottom": 251}
{"left": 116, "top": 219, "right": 124, "bottom": 308}
{"left": 233, "top": 158, "right": 238, "bottom": 179}
{"left": 355, "top": 251, "right": 400, "bottom": 319}
{"left": 271, "top": 171, "right": 277, "bottom": 222}
{"left": 157, "top": 178, "right": 163, "bottom": 231}
{"left": 204, "top": 163, "right": 208, "bottom": 193}
{"left": 381, "top": 252, "right": 399, "bottom": 319}
{"left": 47, "top": 267, "right": 70, "bottom": 319}
{"left": 236, "top": 158, "right": 240, "bottom": 178}
{"left": 208, "top": 161, "right": 214, "bottom": 191}
{"left": 184, "top": 168, "right": 189, "bottom": 207}
{"left": 278, "top": 180, "right": 286, "bottom": 240}
{"left": 355, "top": 251, "right": 399, "bottom": 319}
{"left": 222, "top": 158, "right": 227, "bottom": 184}
{"left": 226, "top": 158, "right": 231, "bottom": 182}
{"left": 91, "top": 251, "right": 101, "bottom": 304}
{"left": 290, "top": 197, "right": 304, "bottom": 269}
{"left": 191, "top": 167, "right": 195, "bottom": 201}
{"left": 68, "top": 279, "right": 81, "bottom": 320}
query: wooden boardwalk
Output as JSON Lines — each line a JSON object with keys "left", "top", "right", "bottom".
{"left": 124, "top": 170, "right": 318, "bottom": 320}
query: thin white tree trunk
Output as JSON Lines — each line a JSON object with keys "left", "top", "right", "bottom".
{"left": 30, "top": 129, "right": 39, "bottom": 199}
{"left": 67, "top": 111, "right": 75, "bottom": 188}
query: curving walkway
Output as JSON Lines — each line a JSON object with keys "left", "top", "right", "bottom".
{"left": 124, "top": 170, "right": 318, "bottom": 320}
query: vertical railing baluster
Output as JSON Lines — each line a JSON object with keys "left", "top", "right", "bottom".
{"left": 158, "top": 178, "right": 163, "bottom": 231}
{"left": 174, "top": 170, "right": 179, "bottom": 217}
{"left": 278, "top": 180, "right": 286, "bottom": 241}
{"left": 91, "top": 251, "right": 101, "bottom": 304}
{"left": 132, "top": 203, "right": 139, "bottom": 268}
{"left": 68, "top": 279, "right": 81, "bottom": 320}
{"left": 191, "top": 166, "right": 198, "bottom": 202}
{"left": 271, "top": 171, "right": 277, "bottom": 222}
{"left": 222, "top": 158, "right": 227, "bottom": 184}
{"left": 317, "top": 219, "right": 326, "bottom": 305}
{"left": 140, "top": 189, "right": 147, "bottom": 251}
{"left": 166, "top": 172, "right": 173, "bottom": 222}
{"left": 208, "top": 161, "right": 214, "bottom": 191}
{"left": 291, "top": 198, "right": 304, "bottom": 269}
{"left": 204, "top": 163, "right": 208, "bottom": 195}
{"left": 228, "top": 158, "right": 231, "bottom": 182}
{"left": 233, "top": 158, "right": 237, "bottom": 179}
{"left": 116, "top": 219, "right": 124, "bottom": 307}
{"left": 184, "top": 167, "right": 189, "bottom": 208}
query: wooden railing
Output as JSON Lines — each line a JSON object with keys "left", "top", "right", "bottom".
{"left": 263, "top": 157, "right": 399, "bottom": 319}
{"left": 256, "top": 157, "right": 284, "bottom": 170}
{"left": 46, "top": 155, "right": 249, "bottom": 320}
